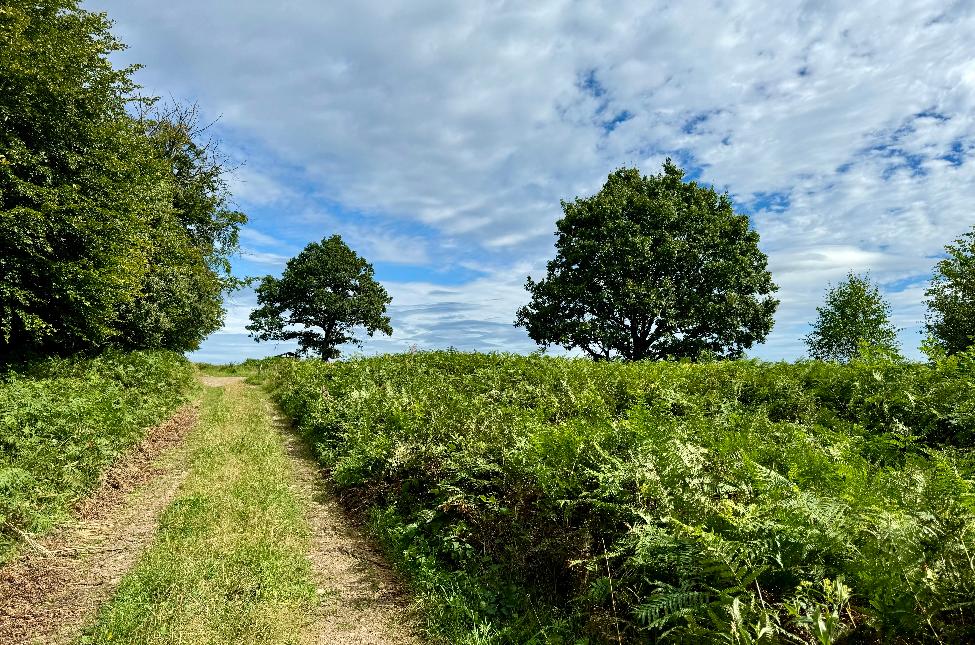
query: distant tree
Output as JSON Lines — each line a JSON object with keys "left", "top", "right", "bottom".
{"left": 247, "top": 236, "right": 393, "bottom": 358}
{"left": 804, "top": 273, "right": 899, "bottom": 362}
{"left": 925, "top": 227, "right": 975, "bottom": 355}
{"left": 515, "top": 161, "right": 779, "bottom": 360}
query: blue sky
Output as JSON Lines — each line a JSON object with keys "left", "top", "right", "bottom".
{"left": 87, "top": 0, "right": 975, "bottom": 363}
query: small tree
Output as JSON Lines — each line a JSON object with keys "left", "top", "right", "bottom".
{"left": 804, "top": 273, "right": 899, "bottom": 362}
{"left": 925, "top": 227, "right": 975, "bottom": 355}
{"left": 247, "top": 235, "right": 393, "bottom": 358}
{"left": 515, "top": 161, "right": 778, "bottom": 360}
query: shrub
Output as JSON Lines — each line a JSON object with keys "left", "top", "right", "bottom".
{"left": 0, "top": 351, "right": 193, "bottom": 560}
{"left": 264, "top": 352, "right": 975, "bottom": 643}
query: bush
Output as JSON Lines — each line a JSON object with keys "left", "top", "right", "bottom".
{"left": 264, "top": 351, "right": 975, "bottom": 643}
{"left": 0, "top": 351, "right": 193, "bottom": 560}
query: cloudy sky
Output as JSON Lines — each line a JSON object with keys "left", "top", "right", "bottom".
{"left": 87, "top": 0, "right": 975, "bottom": 363}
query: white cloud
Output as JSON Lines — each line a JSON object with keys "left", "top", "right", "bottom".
{"left": 293, "top": 211, "right": 432, "bottom": 265}
{"left": 239, "top": 227, "right": 286, "bottom": 248}
{"left": 88, "top": 0, "right": 975, "bottom": 360}
{"left": 210, "top": 288, "right": 259, "bottom": 340}
{"left": 225, "top": 164, "right": 293, "bottom": 207}
{"left": 238, "top": 249, "right": 290, "bottom": 266}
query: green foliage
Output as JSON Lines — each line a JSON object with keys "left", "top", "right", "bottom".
{"left": 195, "top": 359, "right": 264, "bottom": 378}
{"left": 113, "top": 227, "right": 225, "bottom": 353}
{"left": 804, "top": 273, "right": 900, "bottom": 362}
{"left": 0, "top": 1, "right": 244, "bottom": 361}
{"left": 516, "top": 161, "right": 779, "bottom": 360}
{"left": 263, "top": 351, "right": 975, "bottom": 643}
{"left": 247, "top": 235, "right": 393, "bottom": 359}
{"left": 926, "top": 226, "right": 975, "bottom": 356}
{"left": 112, "top": 103, "right": 247, "bottom": 353}
{"left": 0, "top": 0, "right": 158, "bottom": 357}
{"left": 141, "top": 103, "right": 246, "bottom": 276}
{"left": 0, "top": 351, "right": 192, "bottom": 561}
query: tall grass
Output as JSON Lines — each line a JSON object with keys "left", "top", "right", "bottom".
{"left": 195, "top": 359, "right": 264, "bottom": 378}
{"left": 264, "top": 350, "right": 975, "bottom": 643}
{"left": 0, "top": 351, "right": 193, "bottom": 561}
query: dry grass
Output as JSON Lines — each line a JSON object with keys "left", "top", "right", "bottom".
{"left": 275, "top": 410, "right": 422, "bottom": 644}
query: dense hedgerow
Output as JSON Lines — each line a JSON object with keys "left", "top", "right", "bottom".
{"left": 0, "top": 351, "right": 193, "bottom": 561}
{"left": 263, "top": 351, "right": 975, "bottom": 644}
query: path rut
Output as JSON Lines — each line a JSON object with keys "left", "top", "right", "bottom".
{"left": 0, "top": 404, "right": 198, "bottom": 645}
{"left": 273, "top": 410, "right": 424, "bottom": 644}
{"left": 0, "top": 376, "right": 424, "bottom": 644}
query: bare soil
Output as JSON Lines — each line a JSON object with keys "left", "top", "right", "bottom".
{"left": 274, "top": 410, "right": 425, "bottom": 644}
{"left": 198, "top": 375, "right": 246, "bottom": 387}
{"left": 0, "top": 404, "right": 198, "bottom": 645}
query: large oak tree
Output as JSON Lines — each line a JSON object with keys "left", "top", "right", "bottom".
{"left": 516, "top": 161, "right": 778, "bottom": 360}
{"left": 247, "top": 235, "right": 393, "bottom": 359}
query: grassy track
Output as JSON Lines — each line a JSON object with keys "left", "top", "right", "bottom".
{"left": 81, "top": 381, "right": 315, "bottom": 644}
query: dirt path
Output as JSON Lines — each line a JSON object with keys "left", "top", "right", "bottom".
{"left": 198, "top": 375, "right": 246, "bottom": 387}
{"left": 204, "top": 375, "right": 423, "bottom": 643}
{"left": 273, "top": 410, "right": 424, "bottom": 644}
{"left": 0, "top": 404, "right": 198, "bottom": 645}
{"left": 0, "top": 377, "right": 423, "bottom": 644}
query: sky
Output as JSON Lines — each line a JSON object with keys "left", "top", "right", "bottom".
{"left": 85, "top": 0, "right": 975, "bottom": 363}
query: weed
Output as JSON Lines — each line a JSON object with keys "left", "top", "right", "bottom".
{"left": 0, "top": 351, "right": 192, "bottom": 562}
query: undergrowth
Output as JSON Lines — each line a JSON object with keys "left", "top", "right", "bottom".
{"left": 0, "top": 351, "right": 193, "bottom": 561}
{"left": 195, "top": 359, "right": 264, "bottom": 378}
{"left": 262, "top": 350, "right": 975, "bottom": 643}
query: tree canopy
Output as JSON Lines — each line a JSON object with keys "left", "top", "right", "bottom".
{"left": 246, "top": 236, "right": 393, "bottom": 359}
{"left": 803, "top": 273, "right": 899, "bottom": 363}
{"left": 515, "top": 162, "right": 779, "bottom": 360}
{"left": 925, "top": 226, "right": 975, "bottom": 355}
{"left": 113, "top": 104, "right": 246, "bottom": 353}
{"left": 0, "top": 0, "right": 244, "bottom": 362}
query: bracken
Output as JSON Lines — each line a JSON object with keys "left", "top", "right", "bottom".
{"left": 262, "top": 350, "right": 975, "bottom": 644}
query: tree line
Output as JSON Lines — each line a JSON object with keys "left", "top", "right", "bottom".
{"left": 516, "top": 163, "right": 975, "bottom": 363}
{"left": 0, "top": 0, "right": 244, "bottom": 364}
{"left": 3, "top": 1, "right": 970, "bottom": 365}
{"left": 255, "top": 162, "right": 972, "bottom": 363}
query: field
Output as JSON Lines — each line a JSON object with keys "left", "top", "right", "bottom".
{"left": 0, "top": 351, "right": 193, "bottom": 562}
{"left": 263, "top": 350, "right": 975, "bottom": 643}
{"left": 3, "top": 348, "right": 974, "bottom": 643}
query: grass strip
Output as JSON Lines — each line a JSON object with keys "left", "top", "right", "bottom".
{"left": 81, "top": 382, "right": 314, "bottom": 644}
